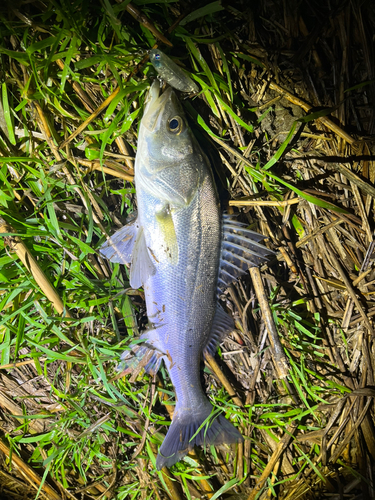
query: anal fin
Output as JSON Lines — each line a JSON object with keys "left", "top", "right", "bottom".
{"left": 118, "top": 329, "right": 165, "bottom": 376}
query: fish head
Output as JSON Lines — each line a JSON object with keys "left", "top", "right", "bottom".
{"left": 137, "top": 81, "right": 205, "bottom": 207}
{"left": 142, "top": 84, "right": 193, "bottom": 162}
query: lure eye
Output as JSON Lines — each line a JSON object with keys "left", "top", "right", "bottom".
{"left": 154, "top": 53, "right": 161, "bottom": 61}
{"left": 168, "top": 116, "right": 183, "bottom": 134}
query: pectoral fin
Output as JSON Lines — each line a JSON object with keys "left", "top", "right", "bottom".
{"left": 155, "top": 206, "right": 178, "bottom": 265}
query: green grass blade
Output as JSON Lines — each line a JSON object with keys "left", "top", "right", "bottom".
{"left": 60, "top": 35, "right": 78, "bottom": 92}
{"left": 180, "top": 1, "right": 224, "bottom": 26}
{"left": 216, "top": 43, "right": 233, "bottom": 101}
{"left": 1, "top": 83, "right": 16, "bottom": 145}
{"left": 185, "top": 38, "right": 220, "bottom": 93}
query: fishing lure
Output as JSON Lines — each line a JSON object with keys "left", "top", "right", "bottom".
{"left": 149, "top": 48, "right": 199, "bottom": 93}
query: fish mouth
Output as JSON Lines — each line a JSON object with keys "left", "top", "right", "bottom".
{"left": 142, "top": 83, "right": 176, "bottom": 132}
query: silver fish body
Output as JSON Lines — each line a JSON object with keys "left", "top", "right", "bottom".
{"left": 135, "top": 81, "right": 241, "bottom": 468}
{"left": 100, "top": 80, "right": 271, "bottom": 468}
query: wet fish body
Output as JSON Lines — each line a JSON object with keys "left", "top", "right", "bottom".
{"left": 100, "top": 81, "right": 271, "bottom": 468}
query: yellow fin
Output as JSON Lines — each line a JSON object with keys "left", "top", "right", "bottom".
{"left": 155, "top": 207, "right": 178, "bottom": 265}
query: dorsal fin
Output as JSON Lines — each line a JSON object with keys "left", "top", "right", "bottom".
{"left": 203, "top": 305, "right": 234, "bottom": 357}
{"left": 218, "top": 215, "right": 273, "bottom": 293}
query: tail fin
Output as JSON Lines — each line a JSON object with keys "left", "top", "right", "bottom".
{"left": 156, "top": 406, "right": 242, "bottom": 470}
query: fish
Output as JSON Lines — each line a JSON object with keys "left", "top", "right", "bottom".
{"left": 99, "top": 80, "right": 272, "bottom": 469}
{"left": 149, "top": 48, "right": 199, "bottom": 93}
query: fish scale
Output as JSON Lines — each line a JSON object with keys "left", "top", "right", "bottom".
{"left": 99, "top": 80, "right": 273, "bottom": 469}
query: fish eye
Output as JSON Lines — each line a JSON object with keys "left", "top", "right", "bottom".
{"left": 168, "top": 116, "right": 183, "bottom": 134}
{"left": 154, "top": 53, "right": 161, "bottom": 60}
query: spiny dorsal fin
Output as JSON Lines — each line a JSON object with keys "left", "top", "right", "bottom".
{"left": 218, "top": 215, "right": 273, "bottom": 293}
